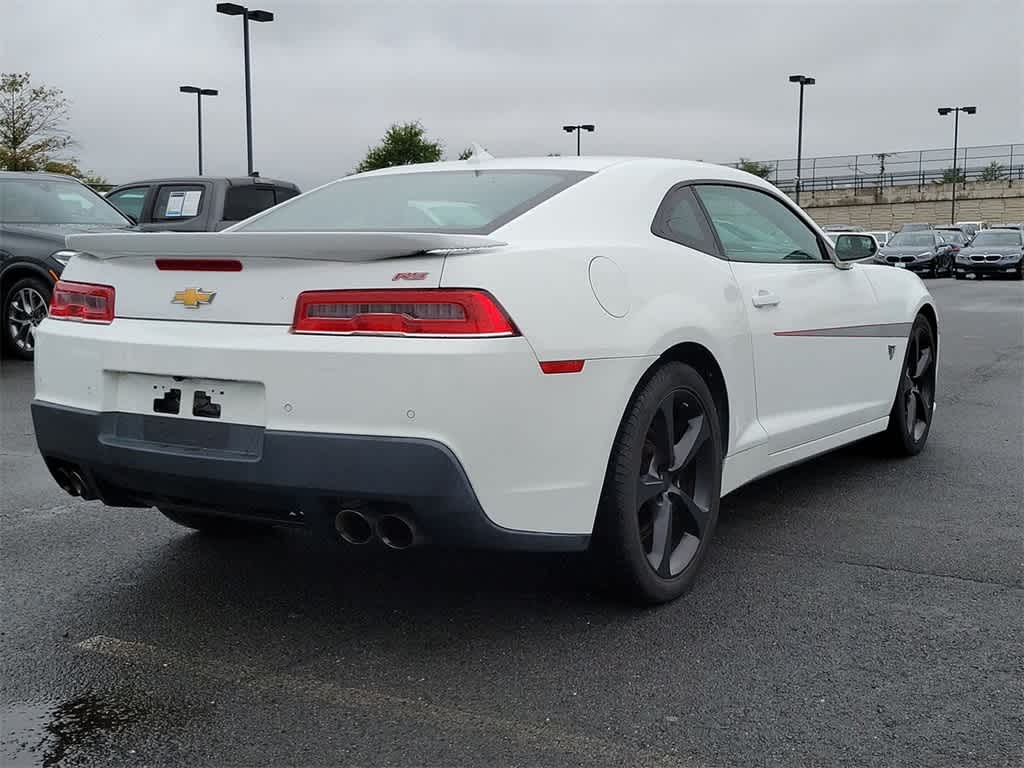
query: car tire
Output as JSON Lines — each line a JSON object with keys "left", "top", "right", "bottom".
{"left": 159, "top": 506, "right": 272, "bottom": 536}
{"left": 3, "top": 276, "right": 51, "bottom": 361}
{"left": 595, "top": 362, "right": 723, "bottom": 605}
{"left": 954, "top": 272, "right": 963, "bottom": 280}
{"left": 1014, "top": 263, "right": 1023, "bottom": 281}
{"left": 876, "top": 314, "right": 936, "bottom": 457}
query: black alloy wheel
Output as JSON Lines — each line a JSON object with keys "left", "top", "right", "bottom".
{"left": 597, "top": 362, "right": 722, "bottom": 604}
{"left": 4, "top": 277, "right": 51, "bottom": 360}
{"left": 878, "top": 315, "right": 936, "bottom": 456}
{"left": 636, "top": 389, "right": 715, "bottom": 578}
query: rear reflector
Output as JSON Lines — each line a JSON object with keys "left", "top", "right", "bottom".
{"left": 156, "top": 259, "right": 243, "bottom": 272}
{"left": 50, "top": 281, "right": 115, "bottom": 323}
{"left": 539, "top": 360, "right": 585, "bottom": 374}
{"left": 292, "top": 289, "right": 518, "bottom": 336}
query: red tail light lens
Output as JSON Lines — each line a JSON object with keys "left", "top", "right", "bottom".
{"left": 49, "top": 281, "right": 115, "bottom": 324}
{"left": 292, "top": 289, "right": 518, "bottom": 336}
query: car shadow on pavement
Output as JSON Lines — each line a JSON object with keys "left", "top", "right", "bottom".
{"left": 67, "top": 438, "right": 894, "bottom": 655}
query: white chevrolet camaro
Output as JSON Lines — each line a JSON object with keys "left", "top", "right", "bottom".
{"left": 32, "top": 157, "right": 938, "bottom": 603}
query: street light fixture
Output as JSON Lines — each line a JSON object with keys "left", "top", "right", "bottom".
{"left": 563, "top": 124, "right": 595, "bottom": 156}
{"left": 937, "top": 105, "right": 977, "bottom": 224}
{"left": 788, "top": 74, "right": 815, "bottom": 205}
{"left": 179, "top": 86, "right": 219, "bottom": 175}
{"left": 216, "top": 2, "right": 274, "bottom": 176}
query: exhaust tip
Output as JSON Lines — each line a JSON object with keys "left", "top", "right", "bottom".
{"left": 377, "top": 514, "right": 415, "bottom": 550}
{"left": 335, "top": 508, "right": 373, "bottom": 545}
{"left": 67, "top": 470, "right": 87, "bottom": 497}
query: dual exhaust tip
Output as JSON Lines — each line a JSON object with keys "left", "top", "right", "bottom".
{"left": 335, "top": 508, "right": 416, "bottom": 550}
{"left": 54, "top": 466, "right": 89, "bottom": 498}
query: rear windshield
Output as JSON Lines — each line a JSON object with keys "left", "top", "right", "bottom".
{"left": 970, "top": 230, "right": 1022, "bottom": 247}
{"left": 888, "top": 232, "right": 934, "bottom": 247}
{"left": 236, "top": 170, "right": 590, "bottom": 233}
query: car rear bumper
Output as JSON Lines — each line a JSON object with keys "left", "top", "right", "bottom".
{"left": 31, "top": 401, "right": 590, "bottom": 551}
{"left": 33, "top": 317, "right": 654, "bottom": 544}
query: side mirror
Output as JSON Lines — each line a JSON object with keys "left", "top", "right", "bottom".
{"left": 834, "top": 233, "right": 878, "bottom": 262}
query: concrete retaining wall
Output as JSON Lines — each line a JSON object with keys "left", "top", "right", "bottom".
{"left": 793, "top": 180, "right": 1024, "bottom": 229}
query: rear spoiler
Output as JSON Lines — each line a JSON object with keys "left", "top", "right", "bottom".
{"left": 64, "top": 231, "right": 507, "bottom": 262}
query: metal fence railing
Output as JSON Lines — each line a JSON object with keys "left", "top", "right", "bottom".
{"left": 730, "top": 143, "right": 1023, "bottom": 194}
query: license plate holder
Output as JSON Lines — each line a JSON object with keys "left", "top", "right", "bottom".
{"left": 108, "top": 372, "right": 265, "bottom": 425}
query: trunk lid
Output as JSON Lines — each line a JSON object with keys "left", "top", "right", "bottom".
{"left": 62, "top": 231, "right": 505, "bottom": 325}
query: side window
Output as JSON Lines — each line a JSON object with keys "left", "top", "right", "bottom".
{"left": 107, "top": 186, "right": 149, "bottom": 221}
{"left": 274, "top": 187, "right": 299, "bottom": 204}
{"left": 223, "top": 186, "right": 277, "bottom": 222}
{"left": 652, "top": 185, "right": 719, "bottom": 255}
{"left": 695, "top": 184, "right": 824, "bottom": 263}
{"left": 153, "top": 184, "right": 205, "bottom": 221}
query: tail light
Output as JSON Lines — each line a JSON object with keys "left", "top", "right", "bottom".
{"left": 292, "top": 289, "right": 519, "bottom": 336}
{"left": 49, "top": 281, "right": 115, "bottom": 324}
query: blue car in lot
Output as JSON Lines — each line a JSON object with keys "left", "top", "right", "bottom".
{"left": 954, "top": 227, "right": 1024, "bottom": 280}
{"left": 0, "top": 172, "right": 135, "bottom": 360}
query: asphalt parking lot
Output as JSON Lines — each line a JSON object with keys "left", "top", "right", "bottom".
{"left": 1, "top": 279, "right": 1021, "bottom": 767}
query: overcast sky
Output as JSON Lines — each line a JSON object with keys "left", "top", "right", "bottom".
{"left": 5, "top": 0, "right": 1022, "bottom": 189}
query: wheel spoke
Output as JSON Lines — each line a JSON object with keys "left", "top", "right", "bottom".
{"left": 905, "top": 391, "right": 917, "bottom": 435}
{"left": 906, "top": 334, "right": 918, "bottom": 373}
{"left": 914, "top": 390, "right": 930, "bottom": 426}
{"left": 671, "top": 486, "right": 709, "bottom": 538}
{"left": 637, "top": 454, "right": 665, "bottom": 508}
{"left": 670, "top": 413, "right": 709, "bottom": 473}
{"left": 646, "top": 495, "right": 674, "bottom": 576}
{"left": 655, "top": 397, "right": 676, "bottom": 467}
{"left": 914, "top": 346, "right": 932, "bottom": 381}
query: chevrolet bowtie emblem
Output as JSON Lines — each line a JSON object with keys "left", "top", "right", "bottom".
{"left": 172, "top": 287, "right": 216, "bottom": 309}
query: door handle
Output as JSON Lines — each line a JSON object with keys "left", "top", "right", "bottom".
{"left": 752, "top": 289, "right": 781, "bottom": 308}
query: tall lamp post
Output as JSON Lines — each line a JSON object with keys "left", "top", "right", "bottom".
{"left": 937, "top": 106, "right": 977, "bottom": 224}
{"left": 788, "top": 74, "right": 815, "bottom": 205}
{"left": 563, "top": 124, "right": 595, "bottom": 156}
{"left": 216, "top": 2, "right": 274, "bottom": 176}
{"left": 179, "top": 86, "right": 218, "bottom": 175}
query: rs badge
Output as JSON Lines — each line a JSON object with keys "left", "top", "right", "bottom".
{"left": 173, "top": 288, "right": 216, "bottom": 309}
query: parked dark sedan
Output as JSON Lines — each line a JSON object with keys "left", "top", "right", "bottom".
{"left": 873, "top": 229, "right": 955, "bottom": 277}
{"left": 954, "top": 227, "right": 1024, "bottom": 280}
{"left": 1, "top": 172, "right": 134, "bottom": 360}
{"left": 105, "top": 176, "right": 300, "bottom": 231}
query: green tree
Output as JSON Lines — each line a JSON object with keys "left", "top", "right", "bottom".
{"left": 737, "top": 157, "right": 774, "bottom": 179}
{"left": 457, "top": 147, "right": 474, "bottom": 160}
{"left": 0, "top": 72, "right": 73, "bottom": 171}
{"left": 41, "top": 159, "right": 107, "bottom": 186}
{"left": 939, "top": 167, "right": 966, "bottom": 184}
{"left": 979, "top": 161, "right": 1006, "bottom": 182}
{"left": 356, "top": 121, "right": 443, "bottom": 173}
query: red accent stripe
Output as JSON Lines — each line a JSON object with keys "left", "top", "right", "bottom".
{"left": 156, "top": 259, "right": 243, "bottom": 272}
{"left": 774, "top": 321, "right": 913, "bottom": 338}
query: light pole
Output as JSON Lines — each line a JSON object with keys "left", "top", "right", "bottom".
{"left": 937, "top": 106, "right": 977, "bottom": 224}
{"left": 216, "top": 2, "right": 274, "bottom": 177}
{"left": 563, "top": 124, "right": 595, "bottom": 156}
{"left": 179, "top": 86, "right": 218, "bottom": 175}
{"left": 788, "top": 74, "right": 815, "bottom": 205}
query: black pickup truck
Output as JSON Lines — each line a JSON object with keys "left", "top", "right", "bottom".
{"left": 104, "top": 176, "right": 300, "bottom": 231}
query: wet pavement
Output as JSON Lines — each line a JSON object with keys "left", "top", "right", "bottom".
{"left": 1, "top": 279, "right": 1022, "bottom": 766}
